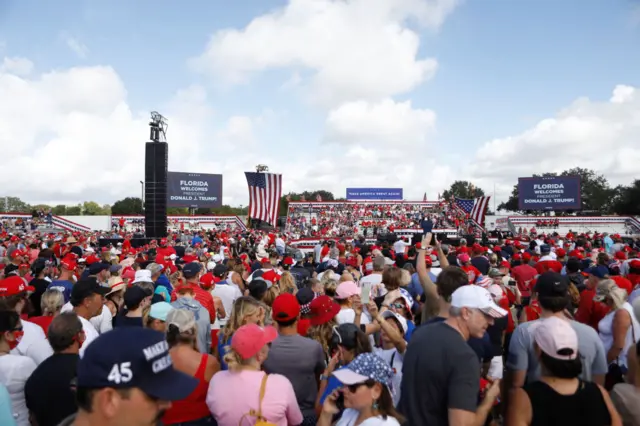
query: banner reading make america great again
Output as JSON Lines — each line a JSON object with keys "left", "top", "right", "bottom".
{"left": 167, "top": 172, "right": 223, "bottom": 208}
{"left": 346, "top": 188, "right": 403, "bottom": 200}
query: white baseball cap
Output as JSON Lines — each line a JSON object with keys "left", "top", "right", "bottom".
{"left": 381, "top": 310, "right": 408, "bottom": 334}
{"left": 451, "top": 285, "right": 508, "bottom": 318}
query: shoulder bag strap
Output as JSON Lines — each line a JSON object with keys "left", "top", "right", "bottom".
{"left": 628, "top": 308, "right": 637, "bottom": 344}
{"left": 257, "top": 373, "right": 269, "bottom": 419}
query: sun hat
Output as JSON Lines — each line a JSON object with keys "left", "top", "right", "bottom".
{"left": 309, "top": 295, "right": 340, "bottom": 325}
{"left": 132, "top": 269, "right": 153, "bottom": 284}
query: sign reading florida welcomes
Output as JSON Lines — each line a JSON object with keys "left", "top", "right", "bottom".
{"left": 518, "top": 176, "right": 581, "bottom": 211}
{"left": 167, "top": 172, "right": 223, "bottom": 208}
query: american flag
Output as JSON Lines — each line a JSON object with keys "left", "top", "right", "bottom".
{"left": 455, "top": 196, "right": 491, "bottom": 227}
{"left": 245, "top": 172, "right": 282, "bottom": 226}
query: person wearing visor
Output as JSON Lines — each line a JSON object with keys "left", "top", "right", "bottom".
{"left": 320, "top": 352, "right": 403, "bottom": 426}
{"left": 57, "top": 327, "right": 198, "bottom": 426}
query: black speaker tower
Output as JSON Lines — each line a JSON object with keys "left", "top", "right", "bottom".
{"left": 144, "top": 112, "right": 169, "bottom": 239}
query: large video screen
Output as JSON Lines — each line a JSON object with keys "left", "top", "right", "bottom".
{"left": 167, "top": 172, "right": 223, "bottom": 208}
{"left": 346, "top": 188, "right": 403, "bottom": 200}
{"left": 518, "top": 176, "right": 581, "bottom": 210}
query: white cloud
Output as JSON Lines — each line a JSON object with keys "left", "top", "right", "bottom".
{"left": 0, "top": 57, "right": 34, "bottom": 75}
{"left": 62, "top": 34, "right": 89, "bottom": 58}
{"left": 468, "top": 84, "right": 640, "bottom": 203}
{"left": 192, "top": 0, "right": 457, "bottom": 106}
{"left": 325, "top": 99, "right": 436, "bottom": 147}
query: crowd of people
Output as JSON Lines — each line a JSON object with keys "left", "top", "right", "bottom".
{"left": 0, "top": 225, "right": 639, "bottom": 425}
{"left": 285, "top": 200, "right": 475, "bottom": 239}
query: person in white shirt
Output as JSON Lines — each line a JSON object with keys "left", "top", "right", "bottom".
{"left": 359, "top": 256, "right": 385, "bottom": 291}
{"left": 210, "top": 265, "right": 242, "bottom": 329}
{"left": 66, "top": 278, "right": 110, "bottom": 356}
{"left": 275, "top": 234, "right": 286, "bottom": 256}
{"left": 0, "top": 276, "right": 52, "bottom": 365}
{"left": 393, "top": 237, "right": 410, "bottom": 258}
{"left": 0, "top": 310, "right": 36, "bottom": 426}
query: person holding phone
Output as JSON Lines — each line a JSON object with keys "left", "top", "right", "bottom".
{"left": 319, "top": 353, "right": 404, "bottom": 426}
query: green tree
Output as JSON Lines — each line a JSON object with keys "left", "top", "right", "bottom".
{"left": 82, "top": 201, "right": 108, "bottom": 215}
{"left": 111, "top": 197, "right": 143, "bottom": 215}
{"left": 167, "top": 207, "right": 189, "bottom": 215}
{"left": 52, "top": 205, "right": 67, "bottom": 215}
{"left": 277, "top": 190, "right": 336, "bottom": 216}
{"left": 0, "top": 196, "right": 30, "bottom": 213}
{"left": 611, "top": 180, "right": 640, "bottom": 215}
{"left": 441, "top": 181, "right": 485, "bottom": 201}
{"left": 66, "top": 205, "right": 81, "bottom": 215}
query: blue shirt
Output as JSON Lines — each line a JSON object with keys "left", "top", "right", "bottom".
{"left": 0, "top": 384, "right": 16, "bottom": 426}
{"left": 320, "top": 366, "right": 347, "bottom": 405}
{"left": 405, "top": 320, "right": 416, "bottom": 341}
{"left": 407, "top": 272, "right": 437, "bottom": 300}
{"left": 47, "top": 280, "right": 74, "bottom": 302}
{"left": 218, "top": 334, "right": 231, "bottom": 370}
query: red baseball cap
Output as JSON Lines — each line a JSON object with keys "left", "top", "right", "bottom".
{"left": 556, "top": 248, "right": 566, "bottom": 258}
{"left": 282, "top": 257, "right": 294, "bottom": 266}
{"left": 0, "top": 276, "right": 34, "bottom": 296}
{"left": 512, "top": 253, "right": 522, "bottom": 261}
{"left": 60, "top": 258, "right": 77, "bottom": 270}
{"left": 615, "top": 252, "right": 627, "bottom": 260}
{"left": 199, "top": 274, "right": 215, "bottom": 290}
{"left": 272, "top": 293, "right": 300, "bottom": 322}
{"left": 9, "top": 250, "right": 24, "bottom": 259}
{"left": 262, "top": 270, "right": 281, "bottom": 283}
{"left": 231, "top": 324, "right": 278, "bottom": 360}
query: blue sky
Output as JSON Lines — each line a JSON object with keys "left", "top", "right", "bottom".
{"left": 0, "top": 0, "right": 638, "bottom": 206}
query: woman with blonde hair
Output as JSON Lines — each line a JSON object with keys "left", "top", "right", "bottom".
{"left": 307, "top": 295, "right": 341, "bottom": 363}
{"left": 279, "top": 271, "right": 297, "bottom": 295}
{"left": 206, "top": 324, "right": 303, "bottom": 426}
{"left": 28, "top": 289, "right": 64, "bottom": 336}
{"left": 216, "top": 296, "right": 266, "bottom": 370}
{"left": 162, "top": 309, "right": 219, "bottom": 426}
{"left": 597, "top": 279, "right": 640, "bottom": 389}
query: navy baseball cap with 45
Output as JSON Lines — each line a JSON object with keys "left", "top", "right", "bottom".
{"left": 77, "top": 327, "right": 197, "bottom": 400}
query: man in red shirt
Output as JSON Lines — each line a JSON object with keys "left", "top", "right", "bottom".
{"left": 511, "top": 254, "right": 537, "bottom": 305}
{"left": 534, "top": 245, "right": 563, "bottom": 274}
{"left": 170, "top": 263, "right": 215, "bottom": 323}
{"left": 575, "top": 265, "right": 610, "bottom": 331}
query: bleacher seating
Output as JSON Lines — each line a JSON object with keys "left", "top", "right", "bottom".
{"left": 508, "top": 216, "right": 637, "bottom": 237}
{"left": 285, "top": 201, "right": 469, "bottom": 239}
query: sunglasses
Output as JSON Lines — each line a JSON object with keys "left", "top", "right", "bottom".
{"left": 344, "top": 379, "right": 375, "bottom": 393}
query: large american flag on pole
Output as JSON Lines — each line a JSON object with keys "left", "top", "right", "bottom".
{"left": 245, "top": 172, "right": 282, "bottom": 226}
{"left": 455, "top": 196, "right": 491, "bottom": 227}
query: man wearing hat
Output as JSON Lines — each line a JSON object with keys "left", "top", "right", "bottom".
{"left": 263, "top": 294, "right": 325, "bottom": 425}
{"left": 66, "top": 278, "right": 110, "bottom": 355}
{"left": 211, "top": 264, "right": 242, "bottom": 330}
{"left": 0, "top": 276, "right": 53, "bottom": 365}
{"left": 57, "top": 327, "right": 198, "bottom": 426}
{"left": 400, "top": 285, "right": 505, "bottom": 426}
{"left": 171, "top": 263, "right": 216, "bottom": 325}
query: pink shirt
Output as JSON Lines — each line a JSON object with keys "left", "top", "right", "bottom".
{"left": 206, "top": 370, "right": 303, "bottom": 426}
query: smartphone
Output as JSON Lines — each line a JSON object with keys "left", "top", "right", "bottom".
{"left": 361, "top": 283, "right": 371, "bottom": 304}
{"left": 335, "top": 392, "right": 345, "bottom": 411}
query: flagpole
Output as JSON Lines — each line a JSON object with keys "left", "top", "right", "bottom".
{"left": 493, "top": 183, "right": 496, "bottom": 213}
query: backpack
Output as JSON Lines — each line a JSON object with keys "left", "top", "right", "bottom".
{"left": 239, "top": 373, "right": 276, "bottom": 426}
